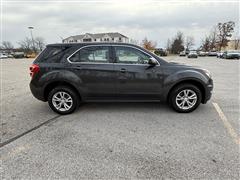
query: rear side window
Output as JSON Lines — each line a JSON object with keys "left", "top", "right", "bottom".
{"left": 35, "top": 46, "right": 68, "bottom": 63}
{"left": 69, "top": 46, "right": 110, "bottom": 63}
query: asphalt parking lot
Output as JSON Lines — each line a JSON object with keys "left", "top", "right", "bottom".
{"left": 1, "top": 56, "right": 239, "bottom": 179}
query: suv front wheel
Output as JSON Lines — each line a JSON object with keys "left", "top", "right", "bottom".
{"left": 169, "top": 84, "right": 202, "bottom": 113}
{"left": 48, "top": 86, "right": 80, "bottom": 115}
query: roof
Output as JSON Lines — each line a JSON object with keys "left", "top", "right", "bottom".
{"left": 64, "top": 32, "right": 128, "bottom": 40}
{"left": 47, "top": 42, "right": 134, "bottom": 47}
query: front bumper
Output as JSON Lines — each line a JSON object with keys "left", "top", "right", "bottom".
{"left": 188, "top": 55, "right": 198, "bottom": 58}
{"left": 226, "top": 55, "right": 239, "bottom": 59}
{"left": 202, "top": 79, "right": 213, "bottom": 104}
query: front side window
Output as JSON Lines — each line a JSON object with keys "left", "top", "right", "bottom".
{"left": 69, "top": 46, "right": 110, "bottom": 63}
{"left": 114, "top": 46, "right": 150, "bottom": 64}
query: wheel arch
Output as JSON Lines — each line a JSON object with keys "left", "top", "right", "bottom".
{"left": 43, "top": 81, "right": 82, "bottom": 101}
{"left": 167, "top": 79, "right": 206, "bottom": 103}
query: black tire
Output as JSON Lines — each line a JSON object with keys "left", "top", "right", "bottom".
{"left": 48, "top": 86, "right": 80, "bottom": 115}
{"left": 168, "top": 83, "right": 202, "bottom": 113}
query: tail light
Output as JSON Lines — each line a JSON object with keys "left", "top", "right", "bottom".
{"left": 29, "top": 64, "right": 40, "bottom": 77}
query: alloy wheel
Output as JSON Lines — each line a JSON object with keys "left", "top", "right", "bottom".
{"left": 175, "top": 89, "right": 197, "bottom": 110}
{"left": 52, "top": 91, "right": 73, "bottom": 112}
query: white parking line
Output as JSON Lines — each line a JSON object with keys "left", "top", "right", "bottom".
{"left": 212, "top": 102, "right": 240, "bottom": 145}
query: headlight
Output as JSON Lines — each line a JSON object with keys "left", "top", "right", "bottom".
{"left": 203, "top": 69, "right": 211, "bottom": 78}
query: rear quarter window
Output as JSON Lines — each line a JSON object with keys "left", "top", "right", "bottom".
{"left": 35, "top": 46, "right": 69, "bottom": 63}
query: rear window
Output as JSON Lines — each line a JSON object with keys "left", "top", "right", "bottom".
{"left": 35, "top": 46, "right": 69, "bottom": 63}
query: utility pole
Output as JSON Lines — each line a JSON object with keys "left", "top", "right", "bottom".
{"left": 28, "top": 26, "right": 36, "bottom": 53}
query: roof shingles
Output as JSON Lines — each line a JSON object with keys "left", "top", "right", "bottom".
{"left": 64, "top": 32, "right": 128, "bottom": 41}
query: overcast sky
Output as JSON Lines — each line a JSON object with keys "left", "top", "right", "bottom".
{"left": 2, "top": 0, "right": 240, "bottom": 48}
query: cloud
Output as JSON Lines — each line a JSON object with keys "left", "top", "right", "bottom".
{"left": 2, "top": 1, "right": 239, "bottom": 48}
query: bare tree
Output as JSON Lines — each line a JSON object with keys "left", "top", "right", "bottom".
{"left": 34, "top": 37, "right": 45, "bottom": 51}
{"left": 185, "top": 36, "right": 194, "bottom": 50}
{"left": 18, "top": 37, "right": 33, "bottom": 53}
{"left": 1, "top": 41, "right": 14, "bottom": 51}
{"left": 18, "top": 37, "right": 45, "bottom": 53}
{"left": 217, "top": 21, "right": 235, "bottom": 50}
{"left": 166, "top": 38, "right": 171, "bottom": 52}
{"left": 171, "top": 31, "right": 184, "bottom": 54}
{"left": 209, "top": 26, "right": 218, "bottom": 50}
{"left": 233, "top": 38, "right": 240, "bottom": 50}
{"left": 200, "top": 36, "right": 210, "bottom": 51}
{"left": 141, "top": 37, "right": 157, "bottom": 50}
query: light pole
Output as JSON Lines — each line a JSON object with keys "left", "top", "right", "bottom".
{"left": 28, "top": 26, "right": 36, "bottom": 53}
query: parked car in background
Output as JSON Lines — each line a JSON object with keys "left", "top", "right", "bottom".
{"left": 154, "top": 48, "right": 167, "bottom": 56}
{"left": 208, "top": 51, "right": 217, "bottom": 56}
{"left": 29, "top": 42, "right": 213, "bottom": 114}
{"left": 179, "top": 51, "right": 186, "bottom": 56}
{"left": 0, "top": 53, "right": 8, "bottom": 59}
{"left": 13, "top": 52, "right": 25, "bottom": 58}
{"left": 198, "top": 51, "right": 207, "bottom": 56}
{"left": 185, "top": 50, "right": 190, "bottom": 55}
{"left": 7, "top": 54, "right": 14, "bottom": 58}
{"left": 188, "top": 51, "right": 198, "bottom": 58}
{"left": 222, "top": 50, "right": 240, "bottom": 59}
{"left": 217, "top": 51, "right": 224, "bottom": 58}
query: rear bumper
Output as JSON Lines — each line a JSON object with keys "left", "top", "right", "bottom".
{"left": 30, "top": 82, "right": 46, "bottom": 101}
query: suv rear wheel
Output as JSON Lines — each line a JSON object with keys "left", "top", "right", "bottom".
{"left": 48, "top": 86, "right": 79, "bottom": 115}
{"left": 169, "top": 83, "right": 202, "bottom": 113}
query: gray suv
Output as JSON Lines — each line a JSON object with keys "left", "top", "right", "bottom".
{"left": 30, "top": 43, "right": 213, "bottom": 114}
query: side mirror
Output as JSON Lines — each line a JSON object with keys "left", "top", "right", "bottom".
{"left": 148, "top": 57, "right": 158, "bottom": 66}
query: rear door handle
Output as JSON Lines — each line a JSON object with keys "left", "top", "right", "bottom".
{"left": 120, "top": 68, "right": 126, "bottom": 73}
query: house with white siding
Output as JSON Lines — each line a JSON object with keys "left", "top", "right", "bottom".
{"left": 62, "top": 32, "right": 129, "bottom": 43}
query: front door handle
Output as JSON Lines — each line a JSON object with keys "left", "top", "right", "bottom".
{"left": 120, "top": 68, "right": 126, "bottom": 73}
{"left": 75, "top": 65, "right": 81, "bottom": 70}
